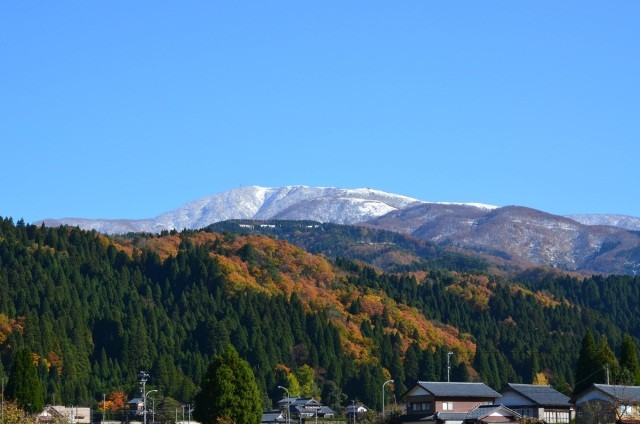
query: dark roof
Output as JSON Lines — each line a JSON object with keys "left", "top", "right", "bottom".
{"left": 434, "top": 412, "right": 469, "bottom": 420}
{"left": 593, "top": 384, "right": 640, "bottom": 402}
{"left": 464, "top": 405, "right": 520, "bottom": 421}
{"left": 317, "top": 406, "right": 335, "bottom": 415}
{"left": 416, "top": 381, "right": 501, "bottom": 398}
{"left": 260, "top": 412, "right": 284, "bottom": 423}
{"left": 503, "top": 383, "right": 571, "bottom": 407}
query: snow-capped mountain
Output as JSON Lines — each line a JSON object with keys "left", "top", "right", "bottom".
{"left": 41, "top": 186, "right": 427, "bottom": 234}
{"left": 38, "top": 185, "right": 640, "bottom": 275}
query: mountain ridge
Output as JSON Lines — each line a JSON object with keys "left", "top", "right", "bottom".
{"left": 37, "top": 185, "right": 640, "bottom": 275}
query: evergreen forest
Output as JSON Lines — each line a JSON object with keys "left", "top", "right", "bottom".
{"left": 1, "top": 217, "right": 640, "bottom": 417}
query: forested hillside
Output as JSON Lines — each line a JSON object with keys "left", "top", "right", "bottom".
{"left": 1, "top": 217, "right": 640, "bottom": 414}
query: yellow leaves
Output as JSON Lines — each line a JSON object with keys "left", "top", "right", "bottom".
{"left": 445, "top": 273, "right": 492, "bottom": 310}
{"left": 532, "top": 372, "right": 550, "bottom": 386}
{"left": 0, "top": 313, "right": 23, "bottom": 345}
{"left": 510, "top": 285, "right": 562, "bottom": 308}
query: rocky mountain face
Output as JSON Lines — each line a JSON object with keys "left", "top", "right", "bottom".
{"left": 40, "top": 185, "right": 640, "bottom": 275}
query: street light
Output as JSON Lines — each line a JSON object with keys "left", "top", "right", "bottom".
{"left": 382, "top": 379, "right": 394, "bottom": 418}
{"left": 147, "top": 392, "right": 158, "bottom": 424}
{"left": 144, "top": 390, "right": 158, "bottom": 424}
{"left": 278, "top": 386, "right": 290, "bottom": 424}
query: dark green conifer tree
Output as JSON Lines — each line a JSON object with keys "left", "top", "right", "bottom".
{"left": 620, "top": 334, "right": 640, "bottom": 385}
{"left": 193, "top": 345, "right": 262, "bottom": 424}
{"left": 6, "top": 348, "right": 45, "bottom": 412}
{"left": 574, "top": 330, "right": 599, "bottom": 395}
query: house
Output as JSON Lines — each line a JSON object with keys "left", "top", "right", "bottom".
{"left": 499, "top": 383, "right": 574, "bottom": 423}
{"left": 401, "top": 382, "right": 501, "bottom": 423}
{"left": 345, "top": 403, "right": 368, "bottom": 420}
{"left": 37, "top": 406, "right": 91, "bottom": 424}
{"left": 276, "top": 397, "right": 335, "bottom": 420}
{"left": 261, "top": 411, "right": 285, "bottom": 423}
{"left": 127, "top": 397, "right": 144, "bottom": 414}
{"left": 574, "top": 384, "right": 640, "bottom": 423}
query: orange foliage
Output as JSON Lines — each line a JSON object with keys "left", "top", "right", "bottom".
{"left": 103, "top": 230, "right": 478, "bottom": 369}
{"left": 106, "top": 391, "right": 128, "bottom": 411}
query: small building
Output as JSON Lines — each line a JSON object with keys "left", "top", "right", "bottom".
{"left": 277, "top": 396, "right": 336, "bottom": 420}
{"left": 500, "top": 383, "right": 574, "bottom": 423}
{"left": 345, "top": 403, "right": 368, "bottom": 420}
{"left": 261, "top": 411, "right": 285, "bottom": 423}
{"left": 127, "top": 398, "right": 144, "bottom": 414}
{"left": 37, "top": 406, "right": 91, "bottom": 424}
{"left": 402, "top": 381, "right": 501, "bottom": 423}
{"left": 574, "top": 384, "right": 640, "bottom": 423}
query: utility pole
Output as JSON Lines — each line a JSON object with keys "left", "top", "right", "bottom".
{"left": 447, "top": 352, "right": 454, "bottom": 382}
{"left": 139, "top": 371, "right": 150, "bottom": 424}
{"left": 102, "top": 394, "right": 106, "bottom": 423}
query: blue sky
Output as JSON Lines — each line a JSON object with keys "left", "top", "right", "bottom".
{"left": 2, "top": 2, "right": 639, "bottom": 223}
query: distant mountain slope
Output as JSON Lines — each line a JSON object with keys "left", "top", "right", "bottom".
{"left": 566, "top": 214, "right": 640, "bottom": 231}
{"left": 367, "top": 204, "right": 640, "bottom": 275}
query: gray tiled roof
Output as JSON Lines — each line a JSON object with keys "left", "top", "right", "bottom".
{"left": 464, "top": 405, "right": 520, "bottom": 421}
{"left": 594, "top": 384, "right": 640, "bottom": 402}
{"left": 417, "top": 381, "right": 501, "bottom": 398}
{"left": 504, "top": 383, "right": 571, "bottom": 407}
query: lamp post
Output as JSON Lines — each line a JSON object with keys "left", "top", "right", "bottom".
{"left": 147, "top": 392, "right": 158, "bottom": 424}
{"left": 447, "top": 352, "right": 454, "bottom": 382}
{"left": 277, "top": 386, "right": 290, "bottom": 424}
{"left": 382, "top": 379, "right": 394, "bottom": 418}
{"left": 144, "top": 390, "right": 158, "bottom": 424}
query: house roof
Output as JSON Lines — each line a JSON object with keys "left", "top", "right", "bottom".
{"left": 415, "top": 381, "right": 501, "bottom": 399}
{"left": 503, "top": 383, "right": 571, "bottom": 407}
{"left": 317, "top": 406, "right": 335, "bottom": 414}
{"left": 434, "top": 411, "right": 469, "bottom": 420}
{"left": 260, "top": 412, "right": 284, "bottom": 423}
{"left": 464, "top": 405, "right": 520, "bottom": 421}
{"left": 593, "top": 384, "right": 640, "bottom": 402}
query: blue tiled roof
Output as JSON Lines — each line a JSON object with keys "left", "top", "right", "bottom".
{"left": 594, "top": 384, "right": 640, "bottom": 402}
{"left": 417, "top": 381, "right": 501, "bottom": 398}
{"left": 504, "top": 383, "right": 571, "bottom": 407}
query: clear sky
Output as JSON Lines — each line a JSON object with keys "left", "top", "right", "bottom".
{"left": 2, "top": 2, "right": 639, "bottom": 223}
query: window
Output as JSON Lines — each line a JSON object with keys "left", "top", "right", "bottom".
{"left": 442, "top": 402, "right": 454, "bottom": 411}
{"left": 411, "top": 403, "right": 430, "bottom": 412}
{"left": 543, "top": 410, "right": 570, "bottom": 423}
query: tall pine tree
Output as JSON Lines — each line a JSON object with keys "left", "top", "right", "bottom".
{"left": 6, "top": 348, "right": 45, "bottom": 412}
{"left": 619, "top": 334, "right": 640, "bottom": 385}
{"left": 574, "top": 330, "right": 599, "bottom": 395}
